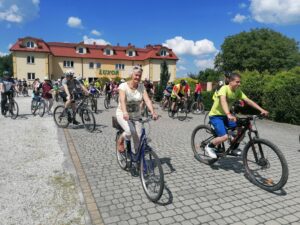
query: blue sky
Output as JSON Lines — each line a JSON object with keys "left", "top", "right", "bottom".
{"left": 1, "top": 0, "right": 300, "bottom": 77}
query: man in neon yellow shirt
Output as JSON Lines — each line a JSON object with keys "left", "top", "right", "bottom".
{"left": 206, "top": 73, "right": 269, "bottom": 159}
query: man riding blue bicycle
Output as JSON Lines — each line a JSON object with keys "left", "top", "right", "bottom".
{"left": 205, "top": 72, "right": 269, "bottom": 159}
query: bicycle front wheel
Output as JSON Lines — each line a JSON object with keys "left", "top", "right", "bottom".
{"left": 140, "top": 150, "right": 164, "bottom": 202}
{"left": 191, "top": 102, "right": 204, "bottom": 114}
{"left": 31, "top": 99, "right": 38, "bottom": 115}
{"left": 53, "top": 105, "right": 69, "bottom": 128}
{"left": 10, "top": 101, "right": 19, "bottom": 119}
{"left": 104, "top": 98, "right": 109, "bottom": 109}
{"left": 191, "top": 125, "right": 218, "bottom": 165}
{"left": 91, "top": 98, "right": 97, "bottom": 113}
{"left": 38, "top": 101, "right": 45, "bottom": 117}
{"left": 81, "top": 108, "right": 96, "bottom": 132}
{"left": 243, "top": 138, "right": 289, "bottom": 192}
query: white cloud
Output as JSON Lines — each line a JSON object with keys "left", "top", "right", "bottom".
{"left": 0, "top": 4, "right": 22, "bottom": 23}
{"left": 8, "top": 43, "right": 13, "bottom": 49}
{"left": 0, "top": 51, "right": 8, "bottom": 56}
{"left": 0, "top": 0, "right": 40, "bottom": 24}
{"left": 91, "top": 29, "right": 101, "bottom": 36}
{"left": 232, "top": 13, "right": 247, "bottom": 23}
{"left": 177, "top": 65, "right": 187, "bottom": 71}
{"left": 194, "top": 58, "right": 215, "bottom": 70}
{"left": 163, "top": 36, "right": 217, "bottom": 56}
{"left": 250, "top": 0, "right": 300, "bottom": 24}
{"left": 67, "top": 16, "right": 83, "bottom": 28}
{"left": 83, "top": 35, "right": 110, "bottom": 45}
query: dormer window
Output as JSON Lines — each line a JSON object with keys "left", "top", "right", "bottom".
{"left": 127, "top": 50, "right": 136, "bottom": 57}
{"left": 78, "top": 47, "right": 84, "bottom": 54}
{"left": 77, "top": 46, "right": 86, "bottom": 54}
{"left": 160, "top": 49, "right": 168, "bottom": 56}
{"left": 104, "top": 48, "right": 112, "bottom": 55}
{"left": 26, "top": 41, "right": 35, "bottom": 48}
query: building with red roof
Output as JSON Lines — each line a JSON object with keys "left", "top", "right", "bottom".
{"left": 10, "top": 37, "right": 178, "bottom": 82}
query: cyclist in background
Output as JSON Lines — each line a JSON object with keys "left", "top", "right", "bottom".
{"left": 205, "top": 72, "right": 269, "bottom": 159}
{"left": 170, "top": 79, "right": 187, "bottom": 116}
{"left": 38, "top": 77, "right": 53, "bottom": 115}
{"left": 0, "top": 71, "right": 16, "bottom": 115}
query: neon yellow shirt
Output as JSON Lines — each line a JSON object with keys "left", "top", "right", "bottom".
{"left": 83, "top": 80, "right": 89, "bottom": 87}
{"left": 171, "top": 84, "right": 185, "bottom": 98}
{"left": 209, "top": 85, "right": 247, "bottom": 116}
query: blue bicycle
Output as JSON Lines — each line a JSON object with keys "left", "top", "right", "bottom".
{"left": 113, "top": 117, "right": 164, "bottom": 202}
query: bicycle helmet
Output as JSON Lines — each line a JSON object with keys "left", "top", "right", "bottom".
{"left": 180, "top": 79, "right": 186, "bottom": 86}
{"left": 65, "top": 69, "right": 74, "bottom": 77}
{"left": 120, "top": 79, "right": 125, "bottom": 83}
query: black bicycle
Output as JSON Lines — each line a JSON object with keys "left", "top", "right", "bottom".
{"left": 2, "top": 91, "right": 19, "bottom": 119}
{"left": 53, "top": 95, "right": 96, "bottom": 132}
{"left": 168, "top": 98, "right": 188, "bottom": 121}
{"left": 113, "top": 117, "right": 164, "bottom": 202}
{"left": 191, "top": 115, "right": 288, "bottom": 192}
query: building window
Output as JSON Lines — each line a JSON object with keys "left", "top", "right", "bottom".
{"left": 105, "top": 49, "right": 112, "bottom": 55}
{"left": 27, "top": 73, "right": 35, "bottom": 80}
{"left": 26, "top": 41, "right": 34, "bottom": 48}
{"left": 160, "top": 50, "right": 167, "bottom": 56}
{"left": 128, "top": 51, "right": 133, "bottom": 57}
{"left": 89, "top": 62, "right": 94, "bottom": 69}
{"left": 63, "top": 60, "right": 74, "bottom": 68}
{"left": 96, "top": 63, "right": 101, "bottom": 68}
{"left": 27, "top": 56, "right": 35, "bottom": 64}
{"left": 115, "top": 64, "right": 125, "bottom": 70}
{"left": 78, "top": 47, "right": 84, "bottom": 54}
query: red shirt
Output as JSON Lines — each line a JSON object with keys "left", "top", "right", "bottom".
{"left": 194, "top": 83, "right": 202, "bottom": 94}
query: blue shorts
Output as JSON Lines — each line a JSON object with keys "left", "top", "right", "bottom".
{"left": 209, "top": 116, "right": 237, "bottom": 137}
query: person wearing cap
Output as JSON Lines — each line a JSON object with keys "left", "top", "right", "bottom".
{"left": 0, "top": 71, "right": 16, "bottom": 115}
{"left": 62, "top": 70, "right": 89, "bottom": 125}
{"left": 116, "top": 65, "right": 158, "bottom": 153}
{"left": 38, "top": 77, "right": 53, "bottom": 115}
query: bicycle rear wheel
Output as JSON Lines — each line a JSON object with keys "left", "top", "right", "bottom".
{"left": 191, "top": 102, "right": 205, "bottom": 114}
{"left": 81, "top": 108, "right": 96, "bottom": 132}
{"left": 104, "top": 98, "right": 109, "bottom": 109}
{"left": 10, "top": 101, "right": 19, "bottom": 119}
{"left": 177, "top": 104, "right": 187, "bottom": 121}
{"left": 243, "top": 138, "right": 288, "bottom": 191}
{"left": 191, "top": 125, "right": 218, "bottom": 165}
{"left": 115, "top": 132, "right": 131, "bottom": 170}
{"left": 140, "top": 149, "right": 164, "bottom": 202}
{"left": 38, "top": 101, "right": 45, "bottom": 117}
{"left": 204, "top": 111, "right": 210, "bottom": 125}
{"left": 91, "top": 98, "right": 97, "bottom": 113}
{"left": 53, "top": 105, "right": 69, "bottom": 128}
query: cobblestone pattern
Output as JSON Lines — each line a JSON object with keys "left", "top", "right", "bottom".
{"left": 67, "top": 97, "right": 300, "bottom": 225}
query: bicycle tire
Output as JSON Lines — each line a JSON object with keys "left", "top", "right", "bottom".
{"left": 81, "top": 108, "right": 96, "bottom": 132}
{"left": 53, "top": 105, "right": 69, "bottom": 128}
{"left": 191, "top": 102, "right": 204, "bottom": 115}
{"left": 38, "top": 101, "right": 45, "bottom": 117}
{"left": 177, "top": 104, "right": 187, "bottom": 121}
{"left": 191, "top": 125, "right": 218, "bottom": 165}
{"left": 31, "top": 99, "right": 38, "bottom": 115}
{"left": 204, "top": 111, "right": 210, "bottom": 125}
{"left": 140, "top": 149, "right": 164, "bottom": 202}
{"left": 10, "top": 101, "right": 19, "bottom": 119}
{"left": 104, "top": 98, "right": 109, "bottom": 109}
{"left": 243, "top": 138, "right": 288, "bottom": 192}
{"left": 115, "top": 132, "right": 130, "bottom": 170}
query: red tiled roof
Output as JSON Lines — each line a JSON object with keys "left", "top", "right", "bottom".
{"left": 10, "top": 37, "right": 178, "bottom": 61}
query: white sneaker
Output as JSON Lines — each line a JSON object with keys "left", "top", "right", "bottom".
{"left": 205, "top": 144, "right": 217, "bottom": 159}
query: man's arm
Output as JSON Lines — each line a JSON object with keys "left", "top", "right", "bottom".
{"left": 220, "top": 95, "right": 236, "bottom": 121}
{"left": 243, "top": 98, "right": 269, "bottom": 116}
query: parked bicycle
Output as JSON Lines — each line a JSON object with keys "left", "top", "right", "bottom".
{"left": 113, "top": 117, "right": 164, "bottom": 202}
{"left": 1, "top": 91, "right": 18, "bottom": 119}
{"left": 31, "top": 94, "right": 46, "bottom": 117}
{"left": 191, "top": 115, "right": 288, "bottom": 192}
{"left": 53, "top": 94, "right": 96, "bottom": 132}
{"left": 168, "top": 98, "right": 188, "bottom": 121}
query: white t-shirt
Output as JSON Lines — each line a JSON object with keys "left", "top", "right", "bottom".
{"left": 116, "top": 82, "right": 145, "bottom": 119}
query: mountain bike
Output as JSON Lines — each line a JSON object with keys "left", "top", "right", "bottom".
{"left": 113, "top": 117, "right": 164, "bottom": 202}
{"left": 31, "top": 95, "right": 45, "bottom": 117}
{"left": 89, "top": 94, "right": 98, "bottom": 113}
{"left": 168, "top": 98, "right": 188, "bottom": 121}
{"left": 2, "top": 91, "right": 19, "bottom": 119}
{"left": 191, "top": 115, "right": 288, "bottom": 192}
{"left": 190, "top": 98, "right": 205, "bottom": 115}
{"left": 53, "top": 95, "right": 96, "bottom": 132}
{"left": 104, "top": 92, "right": 111, "bottom": 109}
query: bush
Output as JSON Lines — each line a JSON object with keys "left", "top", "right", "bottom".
{"left": 201, "top": 91, "right": 214, "bottom": 111}
{"left": 262, "top": 67, "right": 300, "bottom": 125}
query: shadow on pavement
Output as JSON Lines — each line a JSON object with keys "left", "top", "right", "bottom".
{"left": 160, "top": 157, "right": 176, "bottom": 175}
{"left": 210, "top": 156, "right": 244, "bottom": 174}
{"left": 156, "top": 184, "right": 173, "bottom": 206}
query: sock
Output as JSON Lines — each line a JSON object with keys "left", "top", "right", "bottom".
{"left": 208, "top": 143, "right": 215, "bottom": 148}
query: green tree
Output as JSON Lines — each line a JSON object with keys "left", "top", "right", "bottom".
{"left": 215, "top": 28, "right": 300, "bottom": 74}
{"left": 188, "top": 68, "right": 222, "bottom": 82}
{"left": 154, "top": 61, "right": 170, "bottom": 101}
{"left": 0, "top": 54, "right": 13, "bottom": 77}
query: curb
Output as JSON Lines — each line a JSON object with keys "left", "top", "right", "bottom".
{"left": 64, "top": 128, "right": 104, "bottom": 225}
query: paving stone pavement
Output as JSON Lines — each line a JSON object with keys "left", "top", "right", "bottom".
{"left": 65, "top": 97, "right": 300, "bottom": 225}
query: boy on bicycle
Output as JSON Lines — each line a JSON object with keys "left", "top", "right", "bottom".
{"left": 206, "top": 72, "right": 268, "bottom": 159}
